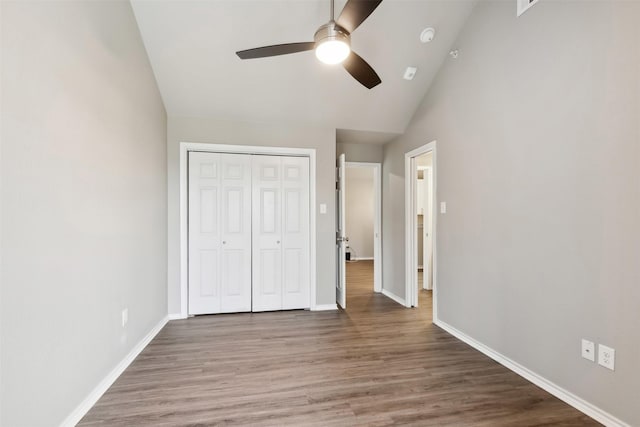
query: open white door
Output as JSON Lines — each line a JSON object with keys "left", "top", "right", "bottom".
{"left": 336, "top": 153, "right": 347, "bottom": 309}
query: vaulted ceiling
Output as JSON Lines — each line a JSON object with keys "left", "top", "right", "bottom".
{"left": 131, "top": 0, "right": 475, "bottom": 136}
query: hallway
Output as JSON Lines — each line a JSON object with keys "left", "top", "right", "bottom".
{"left": 80, "top": 261, "right": 597, "bottom": 426}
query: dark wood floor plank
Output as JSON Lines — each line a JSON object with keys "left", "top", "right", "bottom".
{"left": 79, "top": 261, "right": 599, "bottom": 426}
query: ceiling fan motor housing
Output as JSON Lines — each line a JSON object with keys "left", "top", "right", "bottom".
{"left": 314, "top": 21, "right": 351, "bottom": 48}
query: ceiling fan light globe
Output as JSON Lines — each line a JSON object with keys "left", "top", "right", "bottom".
{"left": 315, "top": 40, "right": 351, "bottom": 64}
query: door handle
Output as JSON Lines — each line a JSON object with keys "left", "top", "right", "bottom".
{"left": 337, "top": 236, "right": 349, "bottom": 243}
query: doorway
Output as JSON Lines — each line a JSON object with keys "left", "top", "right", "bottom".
{"left": 417, "top": 158, "right": 433, "bottom": 292}
{"left": 335, "top": 156, "right": 382, "bottom": 309}
{"left": 345, "top": 162, "right": 382, "bottom": 295}
{"left": 404, "top": 141, "right": 437, "bottom": 318}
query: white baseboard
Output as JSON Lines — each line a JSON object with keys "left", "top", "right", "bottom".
{"left": 434, "top": 319, "right": 630, "bottom": 427}
{"left": 60, "top": 315, "right": 169, "bottom": 427}
{"left": 353, "top": 257, "right": 374, "bottom": 261}
{"left": 168, "top": 313, "right": 187, "bottom": 320}
{"left": 311, "top": 304, "right": 338, "bottom": 311}
{"left": 381, "top": 288, "right": 407, "bottom": 307}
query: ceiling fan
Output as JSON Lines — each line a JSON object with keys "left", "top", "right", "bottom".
{"left": 236, "top": 0, "right": 383, "bottom": 89}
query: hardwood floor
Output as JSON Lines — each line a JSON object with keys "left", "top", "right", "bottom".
{"left": 80, "top": 260, "right": 599, "bottom": 426}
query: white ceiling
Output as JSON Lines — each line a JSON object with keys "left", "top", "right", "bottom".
{"left": 131, "top": 0, "right": 475, "bottom": 135}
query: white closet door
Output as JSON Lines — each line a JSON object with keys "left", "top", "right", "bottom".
{"left": 281, "top": 156, "right": 310, "bottom": 310}
{"left": 252, "top": 156, "right": 283, "bottom": 311}
{"left": 252, "top": 155, "right": 310, "bottom": 311}
{"left": 188, "top": 152, "right": 252, "bottom": 315}
{"left": 219, "top": 154, "right": 252, "bottom": 312}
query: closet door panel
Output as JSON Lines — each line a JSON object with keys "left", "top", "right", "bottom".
{"left": 199, "top": 250, "right": 218, "bottom": 297}
{"left": 188, "top": 152, "right": 222, "bottom": 315}
{"left": 281, "top": 156, "right": 310, "bottom": 309}
{"left": 252, "top": 156, "right": 283, "bottom": 311}
{"left": 260, "top": 249, "right": 280, "bottom": 295}
{"left": 188, "top": 152, "right": 252, "bottom": 315}
{"left": 220, "top": 154, "right": 252, "bottom": 313}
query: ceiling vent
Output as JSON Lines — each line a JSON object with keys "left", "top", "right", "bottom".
{"left": 517, "top": 0, "right": 540, "bottom": 16}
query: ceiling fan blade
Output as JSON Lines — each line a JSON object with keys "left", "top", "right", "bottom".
{"left": 336, "top": 0, "right": 383, "bottom": 34}
{"left": 236, "top": 42, "right": 315, "bottom": 60}
{"left": 342, "top": 51, "right": 381, "bottom": 89}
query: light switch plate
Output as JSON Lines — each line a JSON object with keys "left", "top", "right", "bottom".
{"left": 440, "top": 202, "right": 447, "bottom": 214}
{"left": 598, "top": 344, "right": 615, "bottom": 370}
{"left": 581, "top": 339, "right": 595, "bottom": 362}
{"left": 320, "top": 203, "right": 327, "bottom": 214}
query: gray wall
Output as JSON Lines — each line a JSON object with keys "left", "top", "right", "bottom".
{"left": 382, "top": 1, "right": 639, "bottom": 424}
{"left": 345, "top": 167, "right": 374, "bottom": 259}
{"left": 167, "top": 117, "right": 336, "bottom": 313}
{"left": 0, "top": 1, "right": 167, "bottom": 425}
{"left": 337, "top": 142, "right": 383, "bottom": 163}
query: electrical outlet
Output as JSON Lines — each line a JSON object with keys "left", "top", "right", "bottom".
{"left": 581, "top": 339, "right": 595, "bottom": 362}
{"left": 122, "top": 308, "right": 128, "bottom": 327}
{"left": 598, "top": 344, "right": 615, "bottom": 370}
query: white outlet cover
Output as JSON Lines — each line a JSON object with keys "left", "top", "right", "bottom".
{"left": 598, "top": 344, "right": 615, "bottom": 370}
{"left": 581, "top": 339, "right": 595, "bottom": 362}
{"left": 122, "top": 308, "right": 129, "bottom": 327}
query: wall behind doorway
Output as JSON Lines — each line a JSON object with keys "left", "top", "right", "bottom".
{"left": 345, "top": 167, "right": 375, "bottom": 259}
{"left": 337, "top": 142, "right": 383, "bottom": 163}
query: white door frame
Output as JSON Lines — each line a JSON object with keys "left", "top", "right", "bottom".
{"left": 345, "top": 161, "right": 382, "bottom": 293}
{"left": 179, "top": 142, "right": 317, "bottom": 319}
{"left": 404, "top": 141, "right": 437, "bottom": 320}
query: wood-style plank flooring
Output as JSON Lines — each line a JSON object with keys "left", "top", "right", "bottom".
{"left": 80, "top": 261, "right": 599, "bottom": 426}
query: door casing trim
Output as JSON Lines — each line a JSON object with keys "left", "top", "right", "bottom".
{"left": 404, "top": 141, "right": 437, "bottom": 318}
